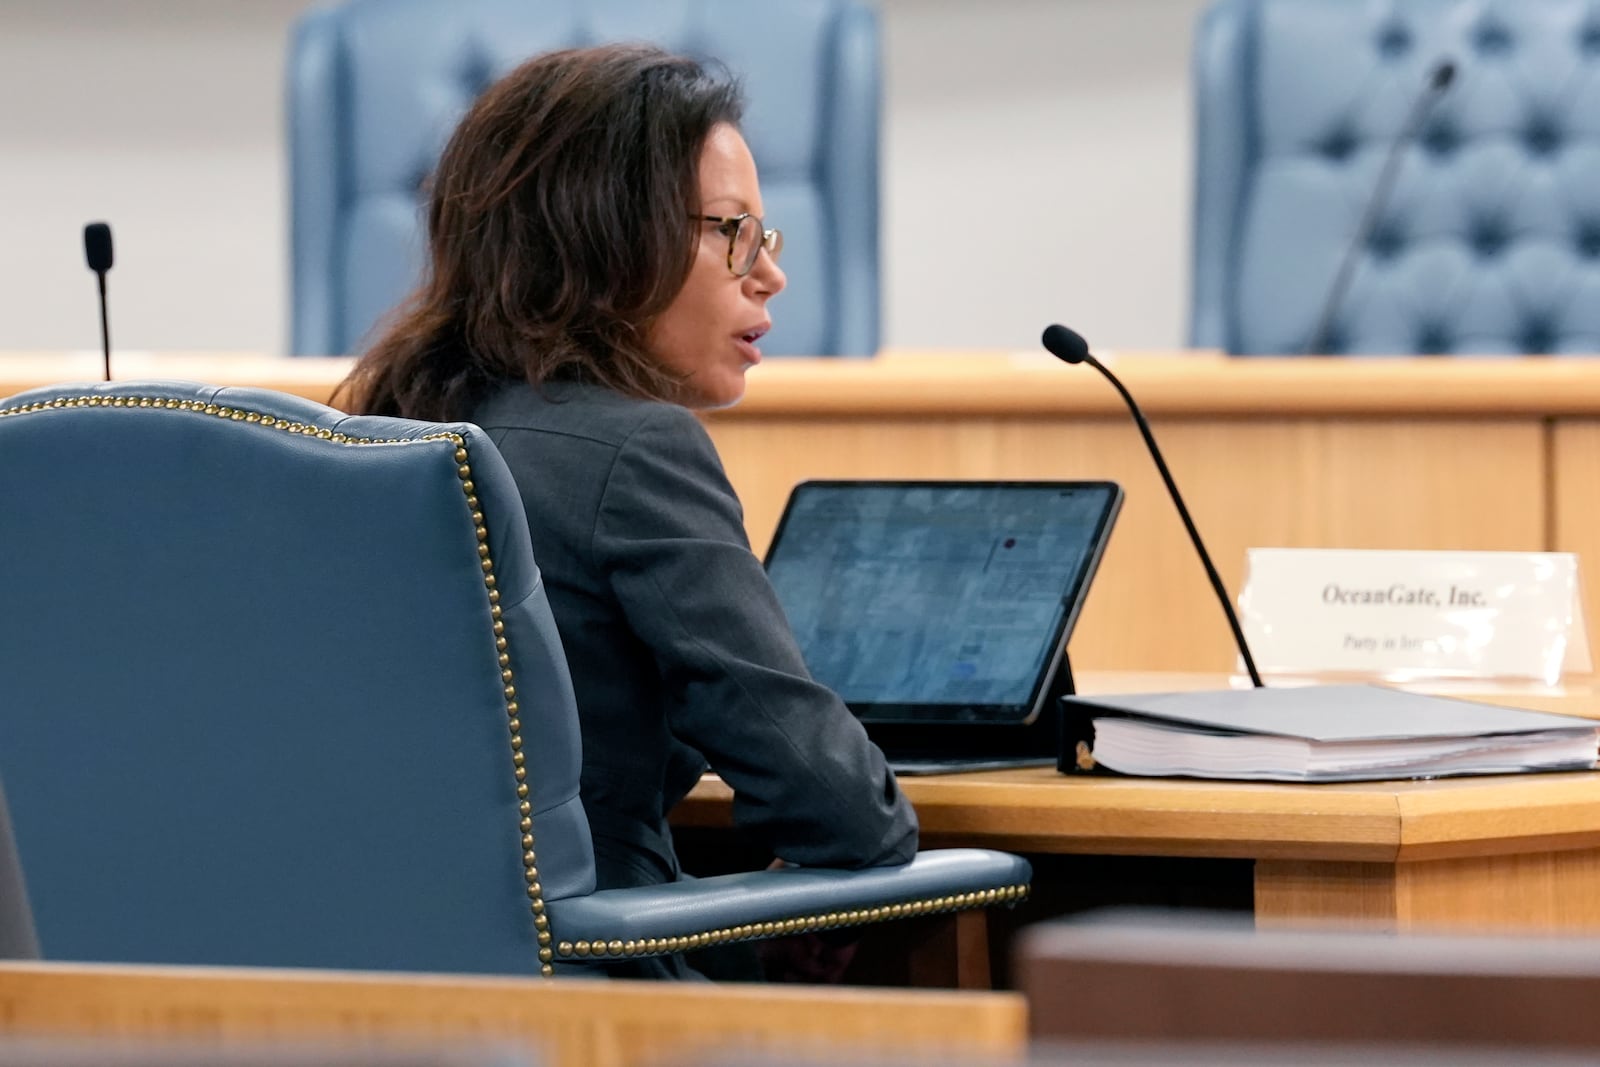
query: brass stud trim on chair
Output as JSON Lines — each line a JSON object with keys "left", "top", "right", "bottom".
{"left": 553, "top": 882, "right": 1031, "bottom": 961}
{"left": 0, "top": 394, "right": 556, "bottom": 977}
{"left": 442, "top": 429, "right": 552, "bottom": 977}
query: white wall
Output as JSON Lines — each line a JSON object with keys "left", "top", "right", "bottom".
{"left": 0, "top": 0, "right": 1208, "bottom": 356}
{"left": 883, "top": 0, "right": 1207, "bottom": 351}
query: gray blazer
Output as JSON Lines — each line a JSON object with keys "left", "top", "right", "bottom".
{"left": 472, "top": 380, "right": 918, "bottom": 897}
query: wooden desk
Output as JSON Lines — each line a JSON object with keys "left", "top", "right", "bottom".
{"left": 8, "top": 351, "right": 1600, "bottom": 672}
{"left": 676, "top": 675, "right": 1600, "bottom": 933}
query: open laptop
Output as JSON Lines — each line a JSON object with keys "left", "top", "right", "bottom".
{"left": 764, "top": 480, "right": 1122, "bottom": 773}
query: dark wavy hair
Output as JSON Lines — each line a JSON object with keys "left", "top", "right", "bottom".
{"left": 335, "top": 45, "right": 744, "bottom": 421}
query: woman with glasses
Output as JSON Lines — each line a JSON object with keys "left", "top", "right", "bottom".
{"left": 337, "top": 45, "right": 917, "bottom": 980}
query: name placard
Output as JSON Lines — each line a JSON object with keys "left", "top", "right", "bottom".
{"left": 1237, "top": 549, "right": 1591, "bottom": 685}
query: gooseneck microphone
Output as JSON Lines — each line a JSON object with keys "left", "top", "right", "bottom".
{"left": 1304, "top": 59, "right": 1457, "bottom": 356}
{"left": 1042, "top": 323, "right": 1263, "bottom": 687}
{"left": 83, "top": 222, "right": 114, "bottom": 382}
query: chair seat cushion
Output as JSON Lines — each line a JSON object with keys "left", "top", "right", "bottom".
{"left": 543, "top": 848, "right": 1031, "bottom": 963}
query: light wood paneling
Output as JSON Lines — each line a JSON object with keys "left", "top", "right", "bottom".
{"left": 1254, "top": 860, "right": 1401, "bottom": 928}
{"left": 1256, "top": 849, "right": 1600, "bottom": 932}
{"left": 1551, "top": 420, "right": 1600, "bottom": 674}
{"left": 0, "top": 963, "right": 1026, "bottom": 1067}
{"left": 0, "top": 353, "right": 1565, "bottom": 671}
{"left": 1394, "top": 849, "right": 1600, "bottom": 930}
{"left": 708, "top": 416, "right": 1546, "bottom": 671}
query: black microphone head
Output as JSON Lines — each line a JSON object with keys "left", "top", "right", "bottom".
{"left": 1430, "top": 59, "right": 1457, "bottom": 91}
{"left": 1041, "top": 323, "right": 1091, "bottom": 365}
{"left": 83, "top": 222, "right": 113, "bottom": 274}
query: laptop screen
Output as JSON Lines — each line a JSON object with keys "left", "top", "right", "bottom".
{"left": 764, "top": 481, "right": 1122, "bottom": 725}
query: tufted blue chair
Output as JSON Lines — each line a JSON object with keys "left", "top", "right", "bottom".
{"left": 0, "top": 381, "right": 1028, "bottom": 979}
{"left": 1192, "top": 0, "right": 1600, "bottom": 356}
{"left": 288, "top": 0, "right": 881, "bottom": 359}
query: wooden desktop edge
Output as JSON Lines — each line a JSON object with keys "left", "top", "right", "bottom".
{"left": 15, "top": 351, "right": 1600, "bottom": 416}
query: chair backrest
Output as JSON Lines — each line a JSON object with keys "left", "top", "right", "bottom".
{"left": 1191, "top": 0, "right": 1600, "bottom": 355}
{"left": 1019, "top": 909, "right": 1600, "bottom": 1049}
{"left": 0, "top": 381, "right": 593, "bottom": 975}
{"left": 288, "top": 0, "right": 881, "bottom": 358}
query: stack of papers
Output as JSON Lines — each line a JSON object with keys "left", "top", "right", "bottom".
{"left": 1065, "top": 685, "right": 1600, "bottom": 783}
{"left": 1092, "top": 716, "right": 1598, "bottom": 782}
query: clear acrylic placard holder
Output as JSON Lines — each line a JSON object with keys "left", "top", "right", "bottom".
{"left": 1234, "top": 548, "right": 1593, "bottom": 694}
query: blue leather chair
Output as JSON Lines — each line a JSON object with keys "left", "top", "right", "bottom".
{"left": 0, "top": 381, "right": 1027, "bottom": 978}
{"left": 1192, "top": 0, "right": 1600, "bottom": 355}
{"left": 288, "top": 0, "right": 881, "bottom": 358}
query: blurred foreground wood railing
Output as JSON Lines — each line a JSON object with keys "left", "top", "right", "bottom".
{"left": 1018, "top": 912, "right": 1600, "bottom": 1049}
{"left": 0, "top": 962, "right": 1026, "bottom": 1067}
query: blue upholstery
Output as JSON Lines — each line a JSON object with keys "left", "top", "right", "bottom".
{"left": 0, "top": 381, "right": 1028, "bottom": 977}
{"left": 288, "top": 0, "right": 881, "bottom": 358}
{"left": 1192, "top": 0, "right": 1600, "bottom": 355}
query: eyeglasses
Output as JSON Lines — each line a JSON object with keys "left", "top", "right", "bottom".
{"left": 691, "top": 213, "right": 783, "bottom": 277}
